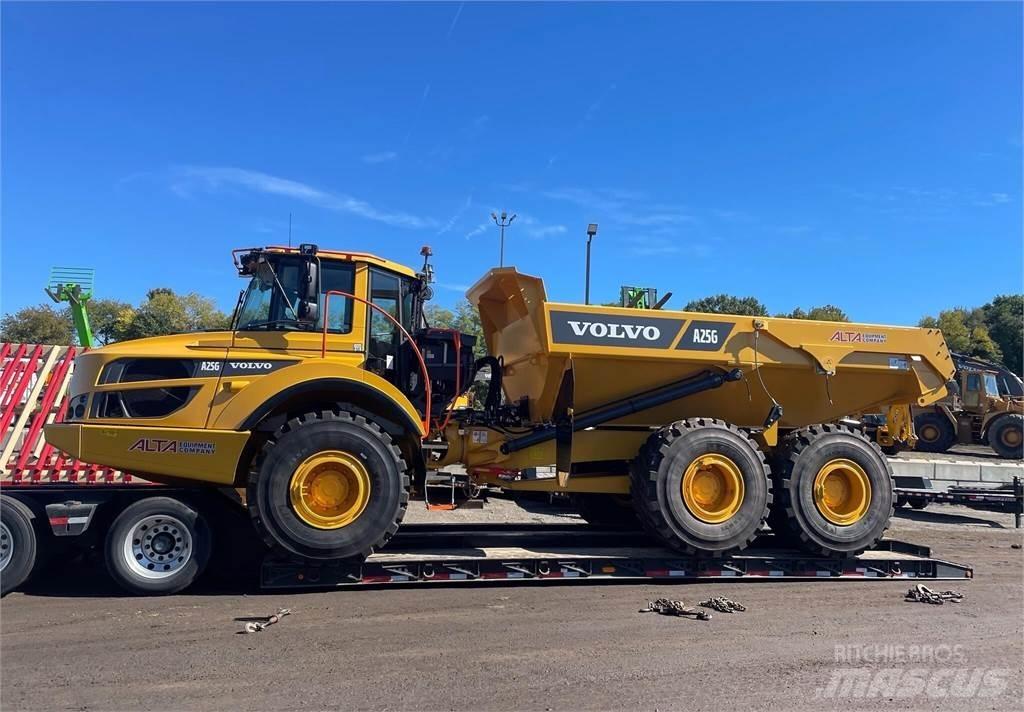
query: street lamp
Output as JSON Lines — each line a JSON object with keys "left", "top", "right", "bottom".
{"left": 585, "top": 223, "right": 598, "bottom": 305}
{"left": 491, "top": 211, "right": 517, "bottom": 267}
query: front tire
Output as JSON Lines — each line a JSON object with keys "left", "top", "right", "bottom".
{"left": 775, "top": 424, "right": 894, "bottom": 557}
{"left": 1, "top": 496, "right": 38, "bottom": 596}
{"left": 248, "top": 409, "right": 409, "bottom": 561}
{"left": 913, "top": 412, "right": 956, "bottom": 453}
{"left": 105, "top": 497, "right": 211, "bottom": 595}
{"left": 987, "top": 414, "right": 1023, "bottom": 459}
{"left": 631, "top": 418, "right": 771, "bottom": 555}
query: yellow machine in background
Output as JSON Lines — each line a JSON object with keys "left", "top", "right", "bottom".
{"left": 46, "top": 243, "right": 954, "bottom": 567}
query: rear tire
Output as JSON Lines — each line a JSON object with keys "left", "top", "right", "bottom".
{"left": 1, "top": 496, "right": 38, "bottom": 596}
{"left": 987, "top": 414, "right": 1023, "bottom": 459}
{"left": 631, "top": 418, "right": 771, "bottom": 555}
{"left": 571, "top": 493, "right": 639, "bottom": 528}
{"left": 105, "top": 497, "right": 211, "bottom": 596}
{"left": 248, "top": 409, "right": 409, "bottom": 561}
{"left": 913, "top": 412, "right": 956, "bottom": 453}
{"left": 775, "top": 424, "right": 894, "bottom": 557}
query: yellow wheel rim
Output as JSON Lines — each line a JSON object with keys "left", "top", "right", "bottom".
{"left": 919, "top": 425, "right": 939, "bottom": 442}
{"left": 289, "top": 451, "right": 371, "bottom": 529}
{"left": 1002, "top": 428, "right": 1022, "bottom": 447}
{"left": 681, "top": 454, "right": 745, "bottom": 524}
{"left": 813, "top": 458, "right": 871, "bottom": 526}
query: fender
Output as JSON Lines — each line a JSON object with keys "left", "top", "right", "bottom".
{"left": 211, "top": 360, "right": 424, "bottom": 437}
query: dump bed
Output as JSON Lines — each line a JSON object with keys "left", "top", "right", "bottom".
{"left": 467, "top": 269, "right": 954, "bottom": 429}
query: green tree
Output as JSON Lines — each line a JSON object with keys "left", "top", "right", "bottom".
{"left": 88, "top": 298, "right": 135, "bottom": 345}
{"left": 779, "top": 304, "right": 850, "bottom": 322}
{"left": 0, "top": 304, "right": 74, "bottom": 345}
{"left": 424, "top": 304, "right": 456, "bottom": 328}
{"left": 683, "top": 294, "right": 768, "bottom": 316}
{"left": 968, "top": 325, "right": 1002, "bottom": 363}
{"left": 919, "top": 307, "right": 1004, "bottom": 363}
{"left": 982, "top": 294, "right": 1023, "bottom": 375}
{"left": 119, "top": 289, "right": 229, "bottom": 340}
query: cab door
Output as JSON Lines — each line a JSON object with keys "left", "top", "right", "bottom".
{"left": 963, "top": 373, "right": 982, "bottom": 409}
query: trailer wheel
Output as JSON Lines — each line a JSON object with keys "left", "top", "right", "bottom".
{"left": 775, "top": 424, "right": 894, "bottom": 557}
{"left": 913, "top": 412, "right": 955, "bottom": 453}
{"left": 571, "top": 493, "right": 639, "bottom": 528}
{"left": 987, "top": 414, "right": 1023, "bottom": 459}
{"left": 105, "top": 497, "right": 211, "bottom": 596}
{"left": 1, "top": 496, "right": 38, "bottom": 596}
{"left": 248, "top": 409, "right": 409, "bottom": 560}
{"left": 631, "top": 418, "right": 771, "bottom": 555}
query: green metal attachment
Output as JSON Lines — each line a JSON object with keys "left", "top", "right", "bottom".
{"left": 44, "top": 266, "right": 96, "bottom": 348}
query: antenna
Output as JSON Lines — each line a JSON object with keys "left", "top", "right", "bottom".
{"left": 288, "top": 213, "right": 293, "bottom": 247}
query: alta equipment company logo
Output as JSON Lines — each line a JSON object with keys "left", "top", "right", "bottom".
{"left": 830, "top": 330, "right": 887, "bottom": 344}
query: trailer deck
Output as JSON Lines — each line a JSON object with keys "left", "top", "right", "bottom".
{"left": 261, "top": 523, "right": 973, "bottom": 589}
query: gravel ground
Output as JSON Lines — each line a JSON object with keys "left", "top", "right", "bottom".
{"left": 1, "top": 498, "right": 1021, "bottom": 712}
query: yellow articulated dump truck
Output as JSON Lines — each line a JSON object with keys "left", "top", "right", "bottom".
{"left": 45, "top": 243, "right": 954, "bottom": 582}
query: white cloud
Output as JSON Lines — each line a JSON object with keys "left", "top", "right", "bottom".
{"left": 362, "top": 151, "right": 398, "bottom": 164}
{"left": 175, "top": 165, "right": 434, "bottom": 229}
{"left": 464, "top": 223, "right": 489, "bottom": 240}
{"left": 437, "top": 195, "right": 473, "bottom": 236}
{"left": 527, "top": 224, "right": 567, "bottom": 238}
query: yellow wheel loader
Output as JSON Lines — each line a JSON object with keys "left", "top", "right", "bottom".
{"left": 45, "top": 243, "right": 955, "bottom": 563}
{"left": 913, "top": 364, "right": 1024, "bottom": 459}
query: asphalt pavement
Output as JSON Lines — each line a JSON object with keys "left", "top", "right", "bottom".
{"left": 1, "top": 500, "right": 1021, "bottom": 711}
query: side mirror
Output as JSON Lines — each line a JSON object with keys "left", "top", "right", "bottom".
{"left": 299, "top": 300, "right": 319, "bottom": 324}
{"left": 304, "top": 261, "right": 319, "bottom": 302}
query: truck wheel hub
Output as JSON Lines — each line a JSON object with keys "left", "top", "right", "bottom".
{"left": 919, "top": 425, "right": 939, "bottom": 442}
{"left": 125, "top": 515, "right": 192, "bottom": 579}
{"left": 290, "top": 451, "right": 371, "bottom": 530}
{"left": 813, "top": 459, "right": 871, "bottom": 526}
{"left": 681, "top": 455, "right": 744, "bottom": 524}
{"left": 1002, "top": 428, "right": 1021, "bottom": 446}
{"left": 0, "top": 521, "right": 12, "bottom": 572}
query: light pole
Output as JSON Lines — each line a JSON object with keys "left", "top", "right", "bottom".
{"left": 585, "top": 223, "right": 598, "bottom": 305}
{"left": 491, "top": 211, "right": 517, "bottom": 267}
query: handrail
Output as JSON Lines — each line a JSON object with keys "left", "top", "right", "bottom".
{"left": 321, "top": 290, "right": 432, "bottom": 437}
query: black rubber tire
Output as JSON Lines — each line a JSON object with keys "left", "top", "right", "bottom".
{"left": 571, "top": 493, "right": 639, "bottom": 528}
{"left": 1, "top": 496, "right": 38, "bottom": 596}
{"left": 908, "top": 497, "right": 928, "bottom": 510}
{"left": 105, "top": 497, "right": 212, "bottom": 596}
{"left": 775, "top": 424, "right": 895, "bottom": 557}
{"left": 631, "top": 418, "right": 771, "bottom": 555}
{"left": 987, "top": 414, "right": 1023, "bottom": 460}
{"left": 248, "top": 409, "right": 409, "bottom": 561}
{"left": 913, "top": 412, "right": 956, "bottom": 453}
{"left": 896, "top": 495, "right": 910, "bottom": 508}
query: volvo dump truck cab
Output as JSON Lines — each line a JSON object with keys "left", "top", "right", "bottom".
{"left": 45, "top": 244, "right": 956, "bottom": 594}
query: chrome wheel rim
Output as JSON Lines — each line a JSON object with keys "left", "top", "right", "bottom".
{"left": 0, "top": 521, "right": 12, "bottom": 573}
{"left": 123, "top": 514, "right": 192, "bottom": 579}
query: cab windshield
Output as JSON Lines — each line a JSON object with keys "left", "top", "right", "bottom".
{"left": 234, "top": 255, "right": 355, "bottom": 333}
{"left": 984, "top": 373, "right": 1000, "bottom": 397}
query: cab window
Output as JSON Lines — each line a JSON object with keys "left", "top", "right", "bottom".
{"left": 368, "top": 270, "right": 401, "bottom": 376}
{"left": 966, "top": 373, "right": 981, "bottom": 392}
{"left": 984, "top": 373, "right": 1000, "bottom": 397}
{"left": 319, "top": 261, "right": 355, "bottom": 334}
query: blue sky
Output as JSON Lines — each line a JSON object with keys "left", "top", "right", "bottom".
{"left": 2, "top": 1, "right": 1021, "bottom": 325}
